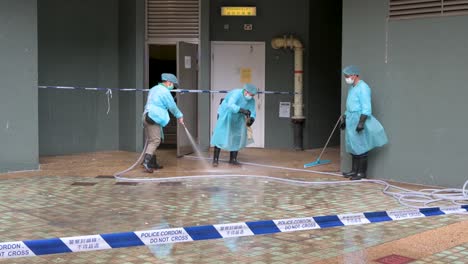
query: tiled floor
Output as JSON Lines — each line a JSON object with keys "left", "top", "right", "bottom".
{"left": 412, "top": 243, "right": 468, "bottom": 264}
{"left": 0, "top": 148, "right": 467, "bottom": 263}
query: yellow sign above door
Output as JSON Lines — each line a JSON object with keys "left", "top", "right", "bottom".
{"left": 221, "top": 7, "right": 257, "bottom": 16}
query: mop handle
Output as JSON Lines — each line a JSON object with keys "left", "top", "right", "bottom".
{"left": 316, "top": 115, "right": 343, "bottom": 161}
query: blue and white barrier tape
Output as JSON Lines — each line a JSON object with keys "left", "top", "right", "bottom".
{"left": 38, "top": 86, "right": 298, "bottom": 95}
{"left": 1, "top": 205, "right": 466, "bottom": 259}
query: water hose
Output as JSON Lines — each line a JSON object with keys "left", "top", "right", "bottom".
{"left": 113, "top": 129, "right": 468, "bottom": 210}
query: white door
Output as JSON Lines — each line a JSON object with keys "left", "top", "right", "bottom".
{"left": 210, "top": 42, "right": 265, "bottom": 148}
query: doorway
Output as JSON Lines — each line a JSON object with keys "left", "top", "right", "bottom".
{"left": 146, "top": 42, "right": 199, "bottom": 156}
{"left": 148, "top": 44, "right": 177, "bottom": 148}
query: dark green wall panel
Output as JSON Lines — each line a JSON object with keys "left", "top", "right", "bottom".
{"left": 342, "top": 0, "right": 468, "bottom": 187}
{"left": 38, "top": 0, "right": 119, "bottom": 155}
{"left": 0, "top": 0, "right": 38, "bottom": 172}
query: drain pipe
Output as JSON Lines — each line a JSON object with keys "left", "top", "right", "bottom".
{"left": 271, "top": 35, "right": 305, "bottom": 150}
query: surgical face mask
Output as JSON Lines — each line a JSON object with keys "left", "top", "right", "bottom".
{"left": 166, "top": 83, "right": 174, "bottom": 90}
{"left": 345, "top": 77, "right": 354, "bottom": 85}
{"left": 244, "top": 94, "right": 253, "bottom": 100}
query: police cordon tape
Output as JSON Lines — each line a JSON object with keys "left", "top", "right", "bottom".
{"left": 38, "top": 85, "right": 298, "bottom": 95}
{"left": 1, "top": 205, "right": 467, "bottom": 259}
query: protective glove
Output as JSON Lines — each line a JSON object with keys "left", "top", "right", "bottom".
{"left": 356, "top": 114, "right": 368, "bottom": 133}
{"left": 340, "top": 115, "right": 346, "bottom": 130}
{"left": 246, "top": 117, "right": 255, "bottom": 127}
{"left": 239, "top": 108, "right": 251, "bottom": 117}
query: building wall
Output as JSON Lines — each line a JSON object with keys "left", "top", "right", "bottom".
{"left": 0, "top": 0, "right": 38, "bottom": 172}
{"left": 209, "top": 0, "right": 342, "bottom": 149}
{"left": 198, "top": 0, "right": 212, "bottom": 150}
{"left": 118, "top": 0, "right": 145, "bottom": 152}
{"left": 209, "top": 0, "right": 309, "bottom": 149}
{"left": 342, "top": 0, "right": 468, "bottom": 187}
{"left": 38, "top": 0, "right": 119, "bottom": 155}
{"left": 307, "top": 1, "right": 342, "bottom": 149}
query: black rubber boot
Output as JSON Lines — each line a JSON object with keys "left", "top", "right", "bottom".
{"left": 229, "top": 151, "right": 241, "bottom": 165}
{"left": 213, "top": 147, "right": 221, "bottom": 167}
{"left": 343, "top": 155, "right": 358, "bottom": 178}
{"left": 150, "top": 155, "right": 163, "bottom": 169}
{"left": 143, "top": 154, "right": 154, "bottom": 173}
{"left": 351, "top": 155, "right": 368, "bottom": 180}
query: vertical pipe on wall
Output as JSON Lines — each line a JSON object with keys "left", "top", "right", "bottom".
{"left": 271, "top": 35, "right": 305, "bottom": 150}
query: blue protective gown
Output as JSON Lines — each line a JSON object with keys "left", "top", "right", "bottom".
{"left": 345, "top": 80, "right": 388, "bottom": 155}
{"left": 211, "top": 89, "right": 256, "bottom": 151}
{"left": 144, "top": 83, "right": 183, "bottom": 127}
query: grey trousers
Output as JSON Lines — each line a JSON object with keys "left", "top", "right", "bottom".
{"left": 144, "top": 119, "right": 161, "bottom": 155}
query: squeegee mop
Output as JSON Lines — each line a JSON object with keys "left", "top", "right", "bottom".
{"left": 304, "top": 115, "right": 342, "bottom": 168}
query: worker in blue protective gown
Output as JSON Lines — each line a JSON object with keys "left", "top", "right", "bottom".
{"left": 211, "top": 83, "right": 257, "bottom": 166}
{"left": 340, "top": 65, "right": 388, "bottom": 180}
{"left": 142, "top": 73, "right": 184, "bottom": 173}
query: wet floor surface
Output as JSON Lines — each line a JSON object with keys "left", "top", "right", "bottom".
{"left": 0, "top": 148, "right": 467, "bottom": 263}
